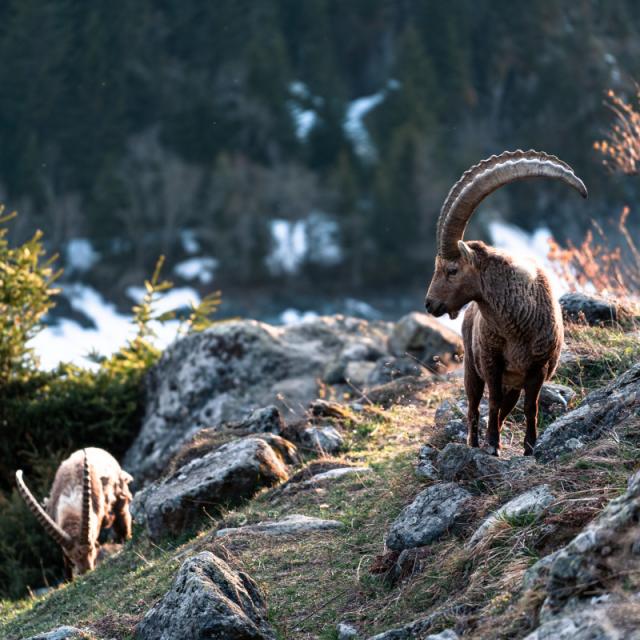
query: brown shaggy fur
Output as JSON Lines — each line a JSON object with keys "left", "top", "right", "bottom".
{"left": 26, "top": 448, "right": 133, "bottom": 578}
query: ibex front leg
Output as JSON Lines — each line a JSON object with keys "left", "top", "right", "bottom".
{"left": 523, "top": 367, "right": 545, "bottom": 456}
{"left": 485, "top": 355, "right": 504, "bottom": 456}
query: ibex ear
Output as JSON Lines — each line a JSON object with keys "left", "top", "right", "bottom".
{"left": 457, "top": 240, "right": 475, "bottom": 265}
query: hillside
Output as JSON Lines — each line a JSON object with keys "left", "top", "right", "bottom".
{"left": 2, "top": 296, "right": 640, "bottom": 640}
{"left": 3, "top": 1, "right": 640, "bottom": 306}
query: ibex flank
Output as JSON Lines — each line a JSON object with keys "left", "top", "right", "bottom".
{"left": 425, "top": 150, "right": 587, "bottom": 455}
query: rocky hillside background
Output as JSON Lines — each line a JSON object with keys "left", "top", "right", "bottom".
{"left": 3, "top": 293, "right": 640, "bottom": 639}
{"left": 2, "top": 1, "right": 640, "bottom": 309}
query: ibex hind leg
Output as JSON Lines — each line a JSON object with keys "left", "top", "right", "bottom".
{"left": 465, "top": 362, "right": 485, "bottom": 448}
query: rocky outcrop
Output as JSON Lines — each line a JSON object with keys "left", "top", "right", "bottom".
{"left": 535, "top": 363, "right": 640, "bottom": 462}
{"left": 542, "top": 470, "right": 640, "bottom": 614}
{"left": 131, "top": 434, "right": 299, "bottom": 540}
{"left": 388, "top": 312, "right": 462, "bottom": 370}
{"left": 136, "top": 551, "right": 276, "bottom": 640}
{"left": 467, "top": 485, "right": 555, "bottom": 547}
{"left": 523, "top": 597, "right": 640, "bottom": 639}
{"left": 124, "top": 316, "right": 391, "bottom": 482}
{"left": 559, "top": 292, "right": 633, "bottom": 327}
{"left": 386, "top": 483, "right": 471, "bottom": 550}
{"left": 216, "top": 514, "right": 344, "bottom": 537}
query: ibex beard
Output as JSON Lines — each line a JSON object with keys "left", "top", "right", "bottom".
{"left": 425, "top": 150, "right": 587, "bottom": 455}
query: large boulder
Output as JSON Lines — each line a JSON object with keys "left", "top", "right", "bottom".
{"left": 385, "top": 483, "right": 471, "bottom": 550}
{"left": 136, "top": 551, "right": 276, "bottom": 640}
{"left": 124, "top": 316, "right": 391, "bottom": 483}
{"left": 388, "top": 313, "right": 462, "bottom": 370}
{"left": 535, "top": 364, "right": 640, "bottom": 462}
{"left": 131, "top": 434, "right": 299, "bottom": 540}
{"left": 559, "top": 292, "right": 633, "bottom": 327}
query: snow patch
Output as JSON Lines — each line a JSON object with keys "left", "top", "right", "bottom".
{"left": 174, "top": 257, "right": 218, "bottom": 284}
{"left": 66, "top": 238, "right": 99, "bottom": 272}
{"left": 279, "top": 308, "right": 319, "bottom": 325}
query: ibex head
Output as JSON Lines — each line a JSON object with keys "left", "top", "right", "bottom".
{"left": 425, "top": 150, "right": 587, "bottom": 319}
{"left": 16, "top": 450, "right": 98, "bottom": 577}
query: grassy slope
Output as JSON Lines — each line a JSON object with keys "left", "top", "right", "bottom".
{"left": 1, "top": 324, "right": 640, "bottom": 640}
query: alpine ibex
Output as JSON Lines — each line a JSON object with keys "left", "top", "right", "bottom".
{"left": 425, "top": 150, "right": 587, "bottom": 455}
{"left": 16, "top": 447, "right": 133, "bottom": 578}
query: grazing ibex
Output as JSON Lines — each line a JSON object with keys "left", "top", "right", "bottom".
{"left": 425, "top": 150, "right": 587, "bottom": 455}
{"left": 16, "top": 447, "right": 133, "bottom": 578}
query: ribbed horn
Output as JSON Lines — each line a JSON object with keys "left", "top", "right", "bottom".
{"left": 81, "top": 449, "right": 91, "bottom": 545}
{"left": 15, "top": 470, "right": 72, "bottom": 549}
{"left": 438, "top": 150, "right": 587, "bottom": 260}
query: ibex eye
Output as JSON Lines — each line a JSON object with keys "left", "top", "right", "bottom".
{"left": 447, "top": 268, "right": 458, "bottom": 277}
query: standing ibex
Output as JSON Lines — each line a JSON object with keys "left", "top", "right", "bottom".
{"left": 425, "top": 150, "right": 587, "bottom": 455}
{"left": 16, "top": 447, "right": 133, "bottom": 578}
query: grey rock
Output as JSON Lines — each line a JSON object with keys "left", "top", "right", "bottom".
{"left": 301, "top": 425, "right": 344, "bottom": 454}
{"left": 468, "top": 485, "right": 555, "bottom": 547}
{"left": 324, "top": 341, "right": 385, "bottom": 384}
{"left": 560, "top": 292, "right": 631, "bottom": 327}
{"left": 234, "top": 405, "right": 285, "bottom": 434}
{"left": 25, "top": 628, "right": 86, "bottom": 640}
{"left": 366, "top": 607, "right": 466, "bottom": 640}
{"left": 388, "top": 312, "right": 462, "bottom": 370}
{"left": 131, "top": 434, "right": 299, "bottom": 540}
{"left": 216, "top": 514, "right": 344, "bottom": 537}
{"left": 535, "top": 364, "right": 640, "bottom": 462}
{"left": 524, "top": 597, "right": 640, "bottom": 639}
{"left": 522, "top": 550, "right": 561, "bottom": 592}
{"left": 295, "top": 466, "right": 372, "bottom": 488}
{"left": 337, "top": 623, "right": 359, "bottom": 640}
{"left": 367, "top": 357, "right": 425, "bottom": 386}
{"left": 344, "top": 360, "right": 377, "bottom": 387}
{"left": 541, "top": 470, "right": 640, "bottom": 613}
{"left": 538, "top": 383, "right": 576, "bottom": 415}
{"left": 386, "top": 482, "right": 471, "bottom": 550}
{"left": 124, "top": 316, "right": 391, "bottom": 483}
{"left": 436, "top": 443, "right": 510, "bottom": 485}
{"left": 416, "top": 445, "right": 439, "bottom": 480}
{"left": 136, "top": 551, "right": 276, "bottom": 640}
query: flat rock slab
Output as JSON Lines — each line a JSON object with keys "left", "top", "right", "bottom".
{"left": 216, "top": 514, "right": 344, "bottom": 537}
{"left": 25, "top": 629, "right": 87, "bottom": 640}
{"left": 468, "top": 485, "right": 555, "bottom": 547}
{"left": 136, "top": 551, "right": 276, "bottom": 640}
{"left": 132, "top": 434, "right": 299, "bottom": 540}
{"left": 294, "top": 466, "right": 372, "bottom": 488}
{"left": 535, "top": 363, "right": 640, "bottom": 462}
{"left": 386, "top": 482, "right": 471, "bottom": 550}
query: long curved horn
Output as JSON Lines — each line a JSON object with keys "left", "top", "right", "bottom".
{"left": 438, "top": 150, "right": 587, "bottom": 260}
{"left": 81, "top": 449, "right": 92, "bottom": 545}
{"left": 15, "top": 470, "right": 72, "bottom": 548}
